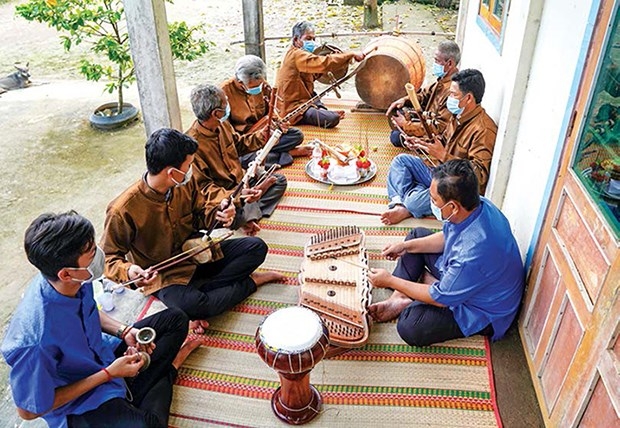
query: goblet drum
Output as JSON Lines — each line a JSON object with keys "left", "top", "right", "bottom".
{"left": 255, "top": 306, "right": 329, "bottom": 425}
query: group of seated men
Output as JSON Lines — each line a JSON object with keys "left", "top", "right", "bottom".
{"left": 1, "top": 20, "right": 524, "bottom": 427}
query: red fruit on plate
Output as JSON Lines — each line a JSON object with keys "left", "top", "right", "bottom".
{"left": 359, "top": 150, "right": 366, "bottom": 158}
{"left": 362, "top": 160, "right": 371, "bottom": 169}
{"left": 356, "top": 159, "right": 364, "bottom": 168}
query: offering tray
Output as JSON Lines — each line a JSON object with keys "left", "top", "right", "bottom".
{"left": 305, "top": 159, "right": 377, "bottom": 186}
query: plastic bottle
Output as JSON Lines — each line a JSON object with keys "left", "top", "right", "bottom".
{"left": 99, "top": 288, "right": 115, "bottom": 312}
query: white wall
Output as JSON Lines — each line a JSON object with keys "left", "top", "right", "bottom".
{"left": 459, "top": 0, "right": 593, "bottom": 259}
{"left": 501, "top": 0, "right": 592, "bottom": 257}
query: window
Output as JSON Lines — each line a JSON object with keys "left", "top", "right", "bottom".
{"left": 479, "top": 0, "right": 506, "bottom": 36}
{"left": 572, "top": 9, "right": 620, "bottom": 237}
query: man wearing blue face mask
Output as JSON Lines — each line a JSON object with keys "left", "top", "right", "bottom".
{"left": 369, "top": 160, "right": 524, "bottom": 347}
{"left": 221, "top": 55, "right": 311, "bottom": 169}
{"left": 386, "top": 41, "right": 461, "bottom": 146}
{"left": 2, "top": 211, "right": 204, "bottom": 427}
{"left": 275, "top": 21, "right": 366, "bottom": 128}
{"left": 187, "top": 84, "right": 289, "bottom": 237}
{"left": 382, "top": 69, "right": 497, "bottom": 225}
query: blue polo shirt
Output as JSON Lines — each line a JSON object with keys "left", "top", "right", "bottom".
{"left": 1, "top": 274, "right": 125, "bottom": 427}
{"left": 429, "top": 197, "right": 524, "bottom": 340}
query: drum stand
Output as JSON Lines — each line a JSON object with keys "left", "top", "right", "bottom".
{"left": 271, "top": 371, "right": 322, "bottom": 425}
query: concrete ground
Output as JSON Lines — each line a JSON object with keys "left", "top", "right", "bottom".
{"left": 0, "top": 0, "right": 543, "bottom": 426}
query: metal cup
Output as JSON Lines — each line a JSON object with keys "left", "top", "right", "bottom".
{"left": 136, "top": 327, "right": 156, "bottom": 345}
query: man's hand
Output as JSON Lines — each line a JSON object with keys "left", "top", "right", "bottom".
{"left": 216, "top": 198, "right": 236, "bottom": 227}
{"left": 391, "top": 111, "right": 408, "bottom": 129}
{"left": 279, "top": 121, "right": 290, "bottom": 133}
{"left": 353, "top": 51, "right": 366, "bottom": 62}
{"left": 127, "top": 265, "right": 157, "bottom": 288}
{"left": 382, "top": 242, "right": 407, "bottom": 261}
{"left": 107, "top": 353, "right": 143, "bottom": 379}
{"left": 251, "top": 175, "right": 277, "bottom": 199}
{"left": 412, "top": 134, "right": 447, "bottom": 162}
{"left": 123, "top": 328, "right": 156, "bottom": 354}
{"left": 368, "top": 268, "right": 394, "bottom": 289}
{"left": 386, "top": 96, "right": 408, "bottom": 116}
{"left": 241, "top": 187, "right": 262, "bottom": 204}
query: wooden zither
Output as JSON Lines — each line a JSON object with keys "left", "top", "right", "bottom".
{"left": 299, "top": 226, "right": 372, "bottom": 348}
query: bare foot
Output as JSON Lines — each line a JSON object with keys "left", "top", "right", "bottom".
{"left": 242, "top": 220, "right": 261, "bottom": 236}
{"left": 336, "top": 110, "right": 345, "bottom": 120}
{"left": 368, "top": 292, "right": 413, "bottom": 322}
{"left": 254, "top": 175, "right": 277, "bottom": 194}
{"left": 189, "top": 320, "right": 209, "bottom": 335}
{"left": 380, "top": 205, "right": 412, "bottom": 225}
{"left": 172, "top": 337, "right": 205, "bottom": 370}
{"left": 289, "top": 145, "right": 314, "bottom": 157}
{"left": 251, "top": 270, "right": 286, "bottom": 286}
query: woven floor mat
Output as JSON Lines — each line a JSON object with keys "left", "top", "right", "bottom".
{"left": 151, "top": 104, "right": 500, "bottom": 427}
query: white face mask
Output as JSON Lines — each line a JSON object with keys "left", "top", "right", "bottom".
{"left": 69, "top": 246, "right": 105, "bottom": 284}
{"left": 431, "top": 201, "right": 454, "bottom": 223}
{"left": 170, "top": 164, "right": 193, "bottom": 187}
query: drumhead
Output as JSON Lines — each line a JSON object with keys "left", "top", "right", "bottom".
{"left": 259, "top": 306, "right": 323, "bottom": 353}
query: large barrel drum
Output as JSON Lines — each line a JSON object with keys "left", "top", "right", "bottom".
{"left": 355, "top": 36, "right": 426, "bottom": 110}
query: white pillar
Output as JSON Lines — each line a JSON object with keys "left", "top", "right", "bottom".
{"left": 123, "top": 0, "right": 182, "bottom": 136}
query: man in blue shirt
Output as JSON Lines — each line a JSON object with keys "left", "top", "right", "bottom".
{"left": 368, "top": 159, "right": 524, "bottom": 346}
{"left": 1, "top": 211, "right": 203, "bottom": 427}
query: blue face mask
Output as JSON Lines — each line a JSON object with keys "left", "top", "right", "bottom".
{"left": 219, "top": 104, "right": 231, "bottom": 123}
{"left": 431, "top": 201, "right": 454, "bottom": 223}
{"left": 245, "top": 83, "right": 263, "bottom": 95}
{"left": 302, "top": 40, "right": 316, "bottom": 53}
{"left": 446, "top": 96, "right": 464, "bottom": 116}
{"left": 432, "top": 62, "right": 446, "bottom": 78}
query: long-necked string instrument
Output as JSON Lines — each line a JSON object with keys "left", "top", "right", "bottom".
{"left": 248, "top": 50, "right": 376, "bottom": 134}
{"left": 391, "top": 117, "right": 437, "bottom": 168}
{"left": 405, "top": 82, "right": 438, "bottom": 139}
{"left": 112, "top": 231, "right": 234, "bottom": 291}
{"left": 262, "top": 87, "right": 278, "bottom": 140}
{"left": 204, "top": 129, "right": 283, "bottom": 236}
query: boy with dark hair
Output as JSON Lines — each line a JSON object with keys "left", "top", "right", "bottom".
{"left": 101, "top": 128, "right": 282, "bottom": 335}
{"left": 2, "top": 211, "right": 201, "bottom": 427}
{"left": 369, "top": 160, "right": 524, "bottom": 347}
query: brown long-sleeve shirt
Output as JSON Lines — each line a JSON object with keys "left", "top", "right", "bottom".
{"left": 186, "top": 119, "right": 264, "bottom": 206}
{"left": 442, "top": 104, "right": 497, "bottom": 194}
{"left": 275, "top": 45, "right": 355, "bottom": 123}
{"left": 101, "top": 175, "right": 218, "bottom": 295}
{"left": 221, "top": 77, "right": 274, "bottom": 134}
{"left": 402, "top": 73, "right": 454, "bottom": 137}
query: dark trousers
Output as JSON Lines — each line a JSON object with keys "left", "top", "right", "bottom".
{"left": 390, "top": 129, "right": 405, "bottom": 147}
{"left": 298, "top": 97, "right": 340, "bottom": 128}
{"left": 240, "top": 127, "right": 304, "bottom": 169}
{"left": 234, "top": 173, "right": 287, "bottom": 227}
{"left": 394, "top": 227, "right": 493, "bottom": 347}
{"left": 155, "top": 237, "right": 267, "bottom": 320}
{"left": 67, "top": 308, "right": 189, "bottom": 428}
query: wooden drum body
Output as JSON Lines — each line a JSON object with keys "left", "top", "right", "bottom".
{"left": 299, "top": 226, "right": 372, "bottom": 350}
{"left": 255, "top": 306, "right": 329, "bottom": 425}
{"left": 355, "top": 35, "right": 426, "bottom": 110}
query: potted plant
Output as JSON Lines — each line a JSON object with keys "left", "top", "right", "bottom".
{"left": 16, "top": 0, "right": 212, "bottom": 130}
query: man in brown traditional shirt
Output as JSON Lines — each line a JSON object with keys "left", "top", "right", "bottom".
{"left": 187, "top": 83, "right": 287, "bottom": 236}
{"left": 386, "top": 41, "right": 461, "bottom": 146}
{"left": 101, "top": 128, "right": 283, "bottom": 333}
{"left": 221, "top": 55, "right": 311, "bottom": 168}
{"left": 275, "top": 21, "right": 366, "bottom": 128}
{"left": 381, "top": 69, "right": 497, "bottom": 225}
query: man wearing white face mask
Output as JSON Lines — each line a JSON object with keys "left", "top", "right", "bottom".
{"left": 2, "top": 211, "right": 203, "bottom": 427}
{"left": 369, "top": 160, "right": 524, "bottom": 347}
{"left": 221, "top": 55, "right": 311, "bottom": 169}
{"left": 386, "top": 41, "right": 461, "bottom": 146}
{"left": 188, "top": 84, "right": 289, "bottom": 237}
{"left": 275, "top": 21, "right": 366, "bottom": 128}
{"left": 102, "top": 128, "right": 282, "bottom": 335}
{"left": 382, "top": 69, "right": 497, "bottom": 225}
